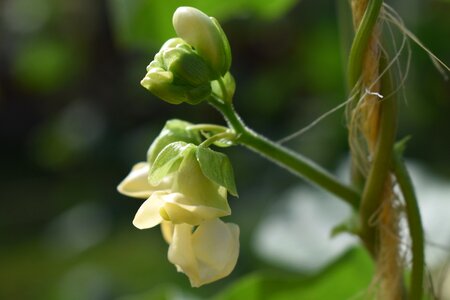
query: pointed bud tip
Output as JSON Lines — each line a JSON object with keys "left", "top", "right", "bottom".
{"left": 172, "top": 6, "right": 231, "bottom": 77}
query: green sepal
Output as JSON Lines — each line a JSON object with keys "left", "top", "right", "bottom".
{"left": 141, "top": 72, "right": 185, "bottom": 105}
{"left": 210, "top": 16, "right": 232, "bottom": 76}
{"left": 184, "top": 82, "right": 212, "bottom": 105}
{"left": 149, "top": 142, "right": 195, "bottom": 185}
{"left": 147, "top": 119, "right": 202, "bottom": 164}
{"left": 195, "top": 146, "right": 238, "bottom": 196}
{"left": 211, "top": 72, "right": 235, "bottom": 102}
{"left": 163, "top": 47, "right": 212, "bottom": 86}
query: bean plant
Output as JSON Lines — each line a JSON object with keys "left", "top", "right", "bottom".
{"left": 118, "top": 2, "right": 450, "bottom": 299}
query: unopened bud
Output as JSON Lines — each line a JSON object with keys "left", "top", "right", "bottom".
{"left": 173, "top": 7, "right": 231, "bottom": 77}
{"left": 141, "top": 38, "right": 212, "bottom": 105}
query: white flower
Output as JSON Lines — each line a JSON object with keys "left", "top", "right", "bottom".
{"left": 118, "top": 150, "right": 239, "bottom": 287}
{"left": 132, "top": 151, "right": 231, "bottom": 228}
{"left": 165, "top": 218, "right": 240, "bottom": 287}
{"left": 117, "top": 162, "right": 172, "bottom": 199}
{"left": 117, "top": 150, "right": 231, "bottom": 230}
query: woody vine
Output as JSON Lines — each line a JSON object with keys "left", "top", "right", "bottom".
{"left": 117, "top": 2, "right": 449, "bottom": 299}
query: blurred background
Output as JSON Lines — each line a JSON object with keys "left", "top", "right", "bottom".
{"left": 1, "top": 0, "right": 449, "bottom": 299}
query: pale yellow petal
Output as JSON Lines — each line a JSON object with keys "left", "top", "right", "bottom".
{"left": 172, "top": 7, "right": 229, "bottom": 75}
{"left": 163, "top": 201, "right": 204, "bottom": 225}
{"left": 166, "top": 219, "right": 240, "bottom": 287}
{"left": 168, "top": 224, "right": 200, "bottom": 286}
{"left": 118, "top": 162, "right": 173, "bottom": 199}
{"left": 191, "top": 219, "right": 240, "bottom": 285}
{"left": 162, "top": 193, "right": 230, "bottom": 225}
{"left": 132, "top": 193, "right": 166, "bottom": 229}
{"left": 160, "top": 221, "right": 174, "bottom": 244}
{"left": 117, "top": 162, "right": 153, "bottom": 199}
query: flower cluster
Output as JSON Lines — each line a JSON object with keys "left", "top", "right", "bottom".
{"left": 140, "top": 6, "right": 232, "bottom": 105}
{"left": 118, "top": 120, "right": 239, "bottom": 287}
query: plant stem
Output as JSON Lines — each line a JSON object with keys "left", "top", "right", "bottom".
{"left": 199, "top": 131, "right": 236, "bottom": 147}
{"left": 347, "top": 0, "right": 383, "bottom": 89}
{"left": 186, "top": 124, "right": 229, "bottom": 133}
{"left": 359, "top": 55, "right": 397, "bottom": 255}
{"left": 240, "top": 130, "right": 360, "bottom": 209}
{"left": 347, "top": 0, "right": 383, "bottom": 191}
{"left": 393, "top": 142, "right": 424, "bottom": 300}
{"left": 209, "top": 96, "right": 360, "bottom": 209}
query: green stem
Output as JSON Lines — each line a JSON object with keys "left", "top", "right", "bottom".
{"left": 347, "top": 0, "right": 383, "bottom": 89}
{"left": 347, "top": 0, "right": 383, "bottom": 190}
{"left": 199, "top": 131, "right": 236, "bottom": 147}
{"left": 209, "top": 95, "right": 246, "bottom": 134}
{"left": 217, "top": 76, "right": 230, "bottom": 102}
{"left": 186, "top": 124, "right": 229, "bottom": 133}
{"left": 359, "top": 55, "right": 397, "bottom": 255}
{"left": 393, "top": 141, "right": 424, "bottom": 300}
{"left": 209, "top": 96, "right": 360, "bottom": 209}
{"left": 239, "top": 131, "right": 360, "bottom": 209}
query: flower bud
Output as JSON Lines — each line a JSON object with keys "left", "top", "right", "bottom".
{"left": 141, "top": 38, "right": 213, "bottom": 105}
{"left": 211, "top": 72, "right": 235, "bottom": 101}
{"left": 162, "top": 47, "right": 211, "bottom": 86}
{"left": 173, "top": 7, "right": 231, "bottom": 77}
{"left": 140, "top": 69, "right": 185, "bottom": 104}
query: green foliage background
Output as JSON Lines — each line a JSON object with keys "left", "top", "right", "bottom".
{"left": 0, "top": 0, "right": 449, "bottom": 299}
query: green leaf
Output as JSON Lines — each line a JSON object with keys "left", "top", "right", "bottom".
{"left": 147, "top": 119, "right": 202, "bottom": 164}
{"left": 149, "top": 142, "right": 193, "bottom": 185}
{"left": 214, "top": 247, "right": 373, "bottom": 300}
{"left": 118, "top": 284, "right": 193, "bottom": 300}
{"left": 196, "top": 147, "right": 238, "bottom": 196}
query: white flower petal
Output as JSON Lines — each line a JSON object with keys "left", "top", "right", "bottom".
{"left": 118, "top": 162, "right": 173, "bottom": 199}
{"left": 192, "top": 219, "right": 240, "bottom": 284}
{"left": 160, "top": 221, "right": 174, "bottom": 244}
{"left": 161, "top": 193, "right": 230, "bottom": 225}
{"left": 132, "top": 193, "right": 166, "bottom": 229}
{"left": 167, "top": 219, "right": 240, "bottom": 287}
{"left": 163, "top": 201, "right": 204, "bottom": 225}
{"left": 172, "top": 7, "right": 230, "bottom": 76}
{"left": 175, "top": 202, "right": 230, "bottom": 219}
{"left": 118, "top": 162, "right": 151, "bottom": 198}
{"left": 168, "top": 224, "right": 199, "bottom": 284}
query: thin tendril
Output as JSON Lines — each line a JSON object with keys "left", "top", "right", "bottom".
{"left": 380, "top": 9, "right": 411, "bottom": 101}
{"left": 383, "top": 3, "right": 450, "bottom": 79}
{"left": 277, "top": 95, "right": 355, "bottom": 144}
